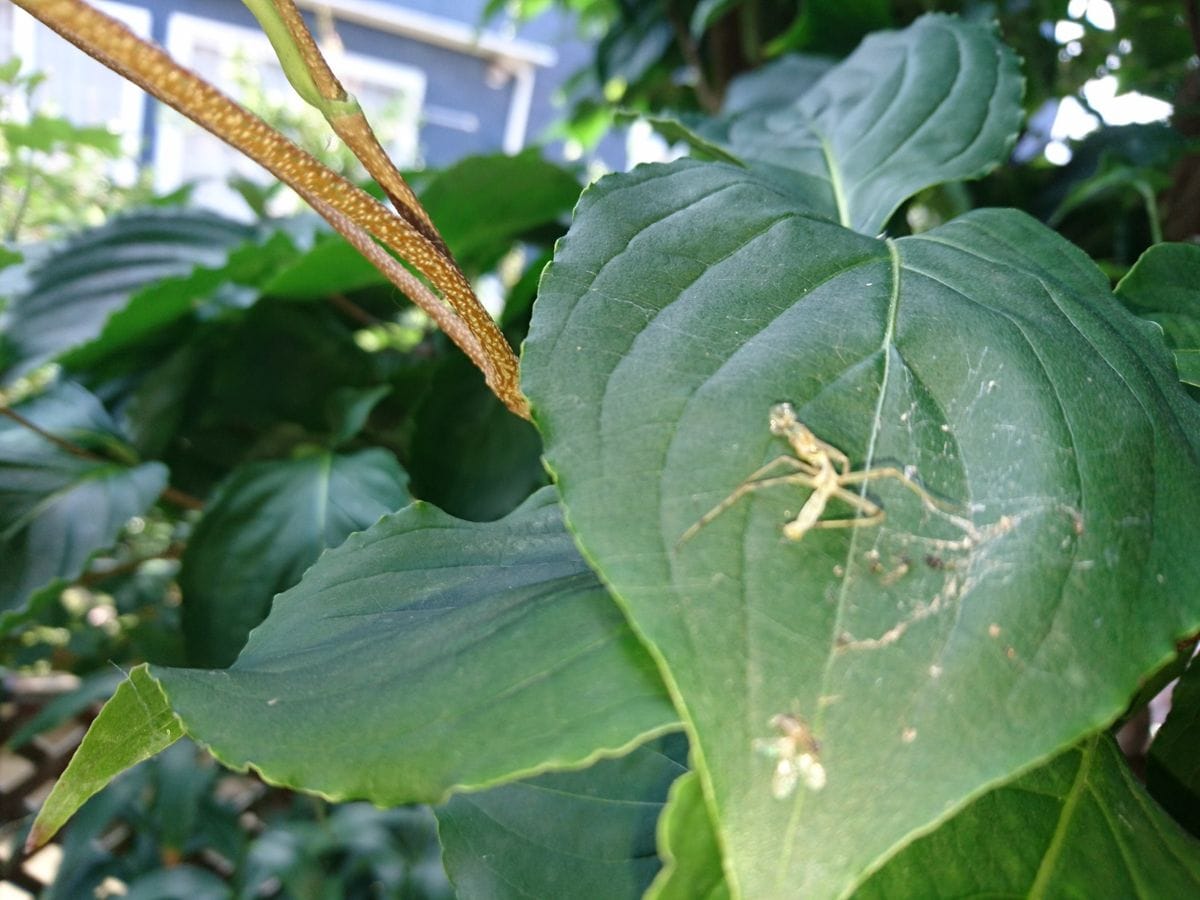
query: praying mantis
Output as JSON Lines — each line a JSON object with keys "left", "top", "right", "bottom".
{"left": 679, "top": 402, "right": 970, "bottom": 545}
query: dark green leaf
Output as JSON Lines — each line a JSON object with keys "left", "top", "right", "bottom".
{"left": 160, "top": 489, "right": 676, "bottom": 804}
{"left": 408, "top": 354, "right": 546, "bottom": 521}
{"left": 720, "top": 15, "right": 1023, "bottom": 234}
{"left": 522, "top": 158, "right": 1200, "bottom": 897}
{"left": 3, "top": 209, "right": 253, "bottom": 375}
{"left": 438, "top": 732, "right": 687, "bottom": 899}
{"left": 34, "top": 491, "right": 678, "bottom": 845}
{"left": 857, "top": 735, "right": 1200, "bottom": 896}
{"left": 1116, "top": 242, "right": 1200, "bottom": 353}
{"left": 1148, "top": 657, "right": 1200, "bottom": 838}
{"left": 721, "top": 55, "right": 836, "bottom": 116}
{"left": 179, "top": 448, "right": 411, "bottom": 668}
{"left": 0, "top": 383, "right": 167, "bottom": 623}
{"left": 646, "top": 771, "right": 729, "bottom": 900}
{"left": 418, "top": 151, "right": 582, "bottom": 274}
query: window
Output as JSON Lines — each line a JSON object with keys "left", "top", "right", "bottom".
{"left": 160, "top": 12, "right": 425, "bottom": 217}
{"left": 5, "top": 1, "right": 150, "bottom": 182}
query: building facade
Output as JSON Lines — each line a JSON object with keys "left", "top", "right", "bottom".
{"left": 2, "top": 0, "right": 591, "bottom": 211}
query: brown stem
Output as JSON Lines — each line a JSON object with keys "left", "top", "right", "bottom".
{"left": 328, "top": 292, "right": 379, "bottom": 326}
{"left": 2, "top": 404, "right": 205, "bottom": 510}
{"left": 266, "top": 0, "right": 452, "bottom": 258}
{"left": 76, "top": 541, "right": 186, "bottom": 587}
{"left": 665, "top": 2, "right": 721, "bottom": 112}
{"left": 160, "top": 486, "right": 205, "bottom": 511}
{"left": 15, "top": 0, "right": 529, "bottom": 420}
{"left": 1186, "top": 0, "right": 1200, "bottom": 60}
{"left": 0, "top": 404, "right": 104, "bottom": 461}
{"left": 307, "top": 196, "right": 487, "bottom": 368}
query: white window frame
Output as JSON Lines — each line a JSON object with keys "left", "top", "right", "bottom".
{"left": 8, "top": 1, "right": 150, "bottom": 163}
{"left": 159, "top": 11, "right": 425, "bottom": 201}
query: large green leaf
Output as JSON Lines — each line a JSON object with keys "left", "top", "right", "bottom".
{"left": 179, "top": 448, "right": 411, "bottom": 668}
{"left": 2, "top": 209, "right": 253, "bottom": 375}
{"left": 521, "top": 157, "right": 1200, "bottom": 897}
{"left": 0, "top": 383, "right": 167, "bottom": 622}
{"left": 858, "top": 734, "right": 1200, "bottom": 896}
{"left": 1116, "top": 242, "right": 1200, "bottom": 386}
{"left": 716, "top": 14, "right": 1023, "bottom": 234}
{"left": 28, "top": 489, "right": 678, "bottom": 844}
{"left": 437, "top": 732, "right": 687, "bottom": 899}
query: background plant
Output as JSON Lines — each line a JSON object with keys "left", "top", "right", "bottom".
{"left": 2, "top": 1, "right": 1199, "bottom": 898}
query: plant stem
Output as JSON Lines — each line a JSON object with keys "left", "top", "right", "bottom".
{"left": 15, "top": 0, "right": 529, "bottom": 419}
{"left": 1, "top": 404, "right": 204, "bottom": 510}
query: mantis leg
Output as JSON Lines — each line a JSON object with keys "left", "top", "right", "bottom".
{"left": 678, "top": 456, "right": 820, "bottom": 545}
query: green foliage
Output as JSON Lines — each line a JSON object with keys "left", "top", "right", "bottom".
{"left": 0, "top": 58, "right": 156, "bottom": 242}
{"left": 6, "top": 7, "right": 1200, "bottom": 898}
{"left": 438, "top": 732, "right": 687, "bottom": 898}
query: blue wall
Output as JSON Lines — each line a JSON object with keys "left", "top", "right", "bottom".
{"left": 127, "top": 0, "right": 599, "bottom": 166}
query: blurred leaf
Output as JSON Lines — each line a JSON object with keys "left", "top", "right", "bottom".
{"left": 0, "top": 383, "right": 167, "bottom": 624}
{"left": 765, "top": 0, "right": 892, "bottom": 57}
{"left": 438, "top": 732, "right": 687, "bottom": 899}
{"left": 61, "top": 228, "right": 307, "bottom": 379}
{"left": 327, "top": 384, "right": 392, "bottom": 446}
{"left": 645, "top": 770, "right": 729, "bottom": 900}
{"left": 408, "top": 353, "right": 546, "bottom": 521}
{"left": 858, "top": 735, "right": 1200, "bottom": 896}
{"left": 3, "top": 209, "right": 254, "bottom": 376}
{"left": 123, "top": 864, "right": 230, "bottom": 900}
{"left": 1148, "top": 656, "right": 1200, "bottom": 838}
{"left": 5, "top": 669, "right": 123, "bottom": 750}
{"left": 259, "top": 229, "right": 386, "bottom": 300}
{"left": 614, "top": 110, "right": 744, "bottom": 164}
{"left": 418, "top": 151, "right": 581, "bottom": 274}
{"left": 180, "top": 448, "right": 410, "bottom": 668}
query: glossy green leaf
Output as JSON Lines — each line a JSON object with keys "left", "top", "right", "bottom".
{"left": 407, "top": 354, "right": 546, "bottom": 521}
{"left": 1148, "top": 657, "right": 1200, "bottom": 837}
{"left": 28, "top": 664, "right": 184, "bottom": 850}
{"left": 437, "top": 732, "right": 687, "bottom": 899}
{"left": 646, "top": 771, "right": 729, "bottom": 900}
{"left": 3, "top": 209, "right": 253, "bottom": 375}
{"left": 718, "top": 14, "right": 1023, "bottom": 234}
{"left": 258, "top": 230, "right": 385, "bottom": 300}
{"left": 418, "top": 150, "right": 582, "bottom": 274}
{"left": 721, "top": 55, "right": 836, "bottom": 116}
{"left": 857, "top": 735, "right": 1200, "bottom": 896}
{"left": 34, "top": 490, "right": 678, "bottom": 845}
{"left": 521, "top": 158, "right": 1200, "bottom": 897}
{"left": 179, "top": 448, "right": 411, "bottom": 668}
{"left": 1117, "top": 242, "right": 1200, "bottom": 352}
{"left": 0, "top": 383, "right": 168, "bottom": 623}
{"left": 1175, "top": 350, "right": 1200, "bottom": 388}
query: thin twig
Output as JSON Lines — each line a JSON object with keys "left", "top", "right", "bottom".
{"left": 2, "top": 403, "right": 205, "bottom": 509}
{"left": 1186, "top": 0, "right": 1200, "bottom": 60}
{"left": 76, "top": 541, "right": 186, "bottom": 587}
{"left": 0, "top": 405, "right": 104, "bottom": 461}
